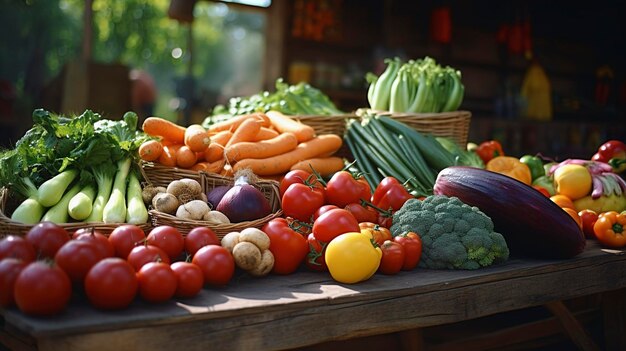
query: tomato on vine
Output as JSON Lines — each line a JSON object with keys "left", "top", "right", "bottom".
{"left": 325, "top": 171, "right": 370, "bottom": 207}
{"left": 282, "top": 183, "right": 325, "bottom": 222}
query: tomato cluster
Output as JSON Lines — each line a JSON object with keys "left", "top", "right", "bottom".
{"left": 0, "top": 222, "right": 235, "bottom": 316}
{"left": 278, "top": 170, "right": 421, "bottom": 275}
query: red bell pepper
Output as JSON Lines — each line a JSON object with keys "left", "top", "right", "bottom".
{"left": 592, "top": 140, "right": 626, "bottom": 173}
{"left": 371, "top": 177, "right": 413, "bottom": 212}
{"left": 476, "top": 140, "right": 504, "bottom": 164}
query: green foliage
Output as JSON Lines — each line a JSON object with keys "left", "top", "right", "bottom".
{"left": 3, "top": 0, "right": 267, "bottom": 118}
{"left": 390, "top": 195, "right": 510, "bottom": 270}
{"left": 0, "top": 108, "right": 146, "bottom": 188}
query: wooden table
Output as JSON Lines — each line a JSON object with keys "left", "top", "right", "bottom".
{"left": 1, "top": 240, "right": 625, "bottom": 351}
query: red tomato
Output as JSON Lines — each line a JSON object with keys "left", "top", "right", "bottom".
{"left": 25, "top": 222, "right": 70, "bottom": 258}
{"left": 109, "top": 224, "right": 146, "bottom": 259}
{"left": 378, "top": 240, "right": 405, "bottom": 275}
{"left": 171, "top": 261, "right": 204, "bottom": 298}
{"left": 313, "top": 205, "right": 339, "bottom": 221}
{"left": 84, "top": 257, "right": 138, "bottom": 310}
{"left": 282, "top": 183, "right": 326, "bottom": 222}
{"left": 372, "top": 177, "right": 403, "bottom": 204}
{"left": 359, "top": 222, "right": 393, "bottom": 246}
{"left": 192, "top": 245, "right": 234, "bottom": 286}
{"left": 146, "top": 226, "right": 184, "bottom": 261}
{"left": 375, "top": 184, "right": 413, "bottom": 211}
{"left": 279, "top": 170, "right": 323, "bottom": 197}
{"left": 127, "top": 245, "right": 171, "bottom": 271}
{"left": 136, "top": 262, "right": 177, "bottom": 303}
{"left": 345, "top": 203, "right": 378, "bottom": 223}
{"left": 578, "top": 209, "right": 599, "bottom": 239}
{"left": 377, "top": 213, "right": 393, "bottom": 228}
{"left": 393, "top": 232, "right": 423, "bottom": 270}
{"left": 0, "top": 258, "right": 28, "bottom": 307}
{"left": 312, "top": 208, "right": 360, "bottom": 243}
{"left": 54, "top": 240, "right": 104, "bottom": 285}
{"left": 74, "top": 228, "right": 115, "bottom": 258}
{"left": 325, "top": 171, "right": 370, "bottom": 207}
{"left": 262, "top": 218, "right": 308, "bottom": 275}
{"left": 0, "top": 235, "right": 36, "bottom": 262}
{"left": 184, "top": 227, "right": 220, "bottom": 256}
{"left": 14, "top": 261, "right": 71, "bottom": 316}
{"left": 305, "top": 233, "right": 328, "bottom": 271}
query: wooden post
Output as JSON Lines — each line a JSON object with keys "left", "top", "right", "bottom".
{"left": 82, "top": 0, "right": 93, "bottom": 61}
{"left": 602, "top": 288, "right": 626, "bottom": 351}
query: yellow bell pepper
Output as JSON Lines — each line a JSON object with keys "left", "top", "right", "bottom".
{"left": 573, "top": 194, "right": 626, "bottom": 214}
{"left": 325, "top": 232, "right": 382, "bottom": 284}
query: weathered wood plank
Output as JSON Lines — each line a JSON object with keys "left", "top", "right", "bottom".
{"left": 2, "top": 241, "right": 626, "bottom": 351}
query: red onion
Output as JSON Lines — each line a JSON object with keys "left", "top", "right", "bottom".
{"left": 206, "top": 185, "right": 232, "bottom": 209}
{"left": 216, "top": 171, "right": 271, "bottom": 223}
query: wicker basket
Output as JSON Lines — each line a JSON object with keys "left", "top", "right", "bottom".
{"left": 360, "top": 110, "right": 472, "bottom": 147}
{"left": 293, "top": 114, "right": 359, "bottom": 137}
{"left": 140, "top": 161, "right": 204, "bottom": 188}
{"left": 145, "top": 167, "right": 282, "bottom": 238}
{"left": 0, "top": 187, "right": 152, "bottom": 237}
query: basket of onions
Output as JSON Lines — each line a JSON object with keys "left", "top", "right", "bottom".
{"left": 143, "top": 167, "right": 282, "bottom": 238}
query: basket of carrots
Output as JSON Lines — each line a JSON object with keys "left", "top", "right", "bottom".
{"left": 140, "top": 112, "right": 348, "bottom": 180}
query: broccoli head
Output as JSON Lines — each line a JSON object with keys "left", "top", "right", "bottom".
{"left": 390, "top": 195, "right": 509, "bottom": 270}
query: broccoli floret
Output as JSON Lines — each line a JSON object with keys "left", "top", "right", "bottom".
{"left": 390, "top": 195, "right": 510, "bottom": 270}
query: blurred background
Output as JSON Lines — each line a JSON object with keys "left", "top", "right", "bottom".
{"left": 1, "top": 0, "right": 625, "bottom": 159}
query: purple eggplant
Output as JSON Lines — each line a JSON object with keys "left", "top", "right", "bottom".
{"left": 434, "top": 166, "right": 586, "bottom": 259}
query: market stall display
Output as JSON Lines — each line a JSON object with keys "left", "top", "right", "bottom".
{"left": 0, "top": 55, "right": 625, "bottom": 351}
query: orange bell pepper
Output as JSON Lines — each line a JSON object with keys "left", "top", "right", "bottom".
{"left": 486, "top": 156, "right": 532, "bottom": 185}
{"left": 593, "top": 211, "right": 626, "bottom": 248}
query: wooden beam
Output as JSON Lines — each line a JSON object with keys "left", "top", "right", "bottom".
{"left": 544, "top": 300, "right": 601, "bottom": 351}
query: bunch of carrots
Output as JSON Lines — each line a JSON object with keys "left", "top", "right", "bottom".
{"left": 139, "top": 111, "right": 345, "bottom": 178}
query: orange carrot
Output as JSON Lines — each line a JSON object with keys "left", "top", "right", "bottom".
{"left": 220, "top": 163, "right": 234, "bottom": 177}
{"left": 158, "top": 144, "right": 181, "bottom": 167}
{"left": 195, "top": 151, "right": 205, "bottom": 162}
{"left": 232, "top": 134, "right": 343, "bottom": 176}
{"left": 210, "top": 130, "right": 233, "bottom": 145}
{"left": 290, "top": 157, "right": 345, "bottom": 177}
{"left": 206, "top": 159, "right": 225, "bottom": 174}
{"left": 191, "top": 160, "right": 225, "bottom": 173}
{"left": 138, "top": 140, "right": 163, "bottom": 162}
{"left": 184, "top": 124, "right": 211, "bottom": 152}
{"left": 254, "top": 127, "right": 280, "bottom": 141}
{"left": 204, "top": 131, "right": 233, "bottom": 163}
{"left": 224, "top": 118, "right": 262, "bottom": 148}
{"left": 225, "top": 132, "right": 298, "bottom": 163}
{"left": 266, "top": 110, "right": 316, "bottom": 143}
{"left": 142, "top": 117, "right": 186, "bottom": 144}
{"left": 176, "top": 145, "right": 198, "bottom": 168}
{"left": 207, "top": 113, "right": 270, "bottom": 134}
{"left": 205, "top": 144, "right": 225, "bottom": 163}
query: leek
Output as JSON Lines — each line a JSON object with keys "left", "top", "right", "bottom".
{"left": 102, "top": 158, "right": 132, "bottom": 223}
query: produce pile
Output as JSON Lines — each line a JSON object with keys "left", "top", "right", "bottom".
{"left": 366, "top": 56, "right": 465, "bottom": 113}
{"left": 1, "top": 57, "right": 625, "bottom": 319}
{"left": 0, "top": 109, "right": 149, "bottom": 225}
{"left": 206, "top": 78, "right": 345, "bottom": 120}
{"left": 140, "top": 112, "right": 345, "bottom": 178}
